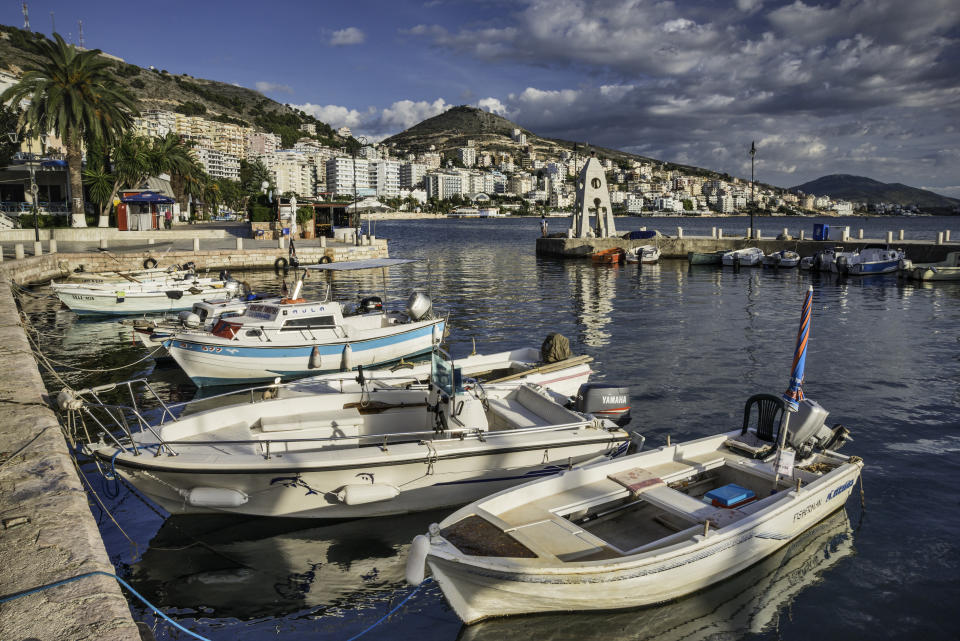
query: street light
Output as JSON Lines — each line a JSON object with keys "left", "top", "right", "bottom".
{"left": 6, "top": 130, "right": 42, "bottom": 242}
{"left": 351, "top": 135, "right": 368, "bottom": 246}
{"left": 749, "top": 141, "right": 756, "bottom": 240}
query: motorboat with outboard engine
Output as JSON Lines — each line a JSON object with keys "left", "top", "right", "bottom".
{"left": 762, "top": 250, "right": 800, "bottom": 268}
{"left": 406, "top": 393, "right": 858, "bottom": 623}
{"left": 165, "top": 259, "right": 446, "bottom": 386}
{"left": 78, "top": 350, "right": 632, "bottom": 518}
{"left": 906, "top": 251, "right": 960, "bottom": 281}
{"left": 625, "top": 245, "right": 660, "bottom": 264}
{"left": 52, "top": 271, "right": 240, "bottom": 316}
{"left": 841, "top": 246, "right": 906, "bottom": 276}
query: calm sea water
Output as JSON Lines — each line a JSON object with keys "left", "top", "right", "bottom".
{"left": 23, "top": 215, "right": 960, "bottom": 640}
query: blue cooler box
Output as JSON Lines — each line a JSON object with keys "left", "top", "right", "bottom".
{"left": 813, "top": 223, "right": 829, "bottom": 241}
{"left": 705, "top": 483, "right": 756, "bottom": 507}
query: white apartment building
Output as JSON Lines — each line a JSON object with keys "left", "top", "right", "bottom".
{"left": 457, "top": 147, "right": 476, "bottom": 167}
{"left": 246, "top": 132, "right": 281, "bottom": 157}
{"left": 337, "top": 126, "right": 352, "bottom": 138}
{"left": 400, "top": 162, "right": 426, "bottom": 189}
{"left": 420, "top": 152, "right": 442, "bottom": 169}
{"left": 626, "top": 195, "right": 644, "bottom": 214}
{"left": 832, "top": 200, "right": 853, "bottom": 215}
{"left": 369, "top": 159, "right": 401, "bottom": 197}
{"left": 326, "top": 156, "right": 371, "bottom": 197}
{"left": 423, "top": 171, "right": 463, "bottom": 199}
{"left": 507, "top": 173, "right": 533, "bottom": 196}
{"left": 193, "top": 147, "right": 240, "bottom": 181}
{"left": 720, "top": 193, "right": 735, "bottom": 213}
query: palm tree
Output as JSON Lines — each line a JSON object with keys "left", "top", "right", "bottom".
{"left": 1, "top": 33, "right": 137, "bottom": 227}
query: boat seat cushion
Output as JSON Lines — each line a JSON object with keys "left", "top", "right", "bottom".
{"left": 258, "top": 408, "right": 363, "bottom": 432}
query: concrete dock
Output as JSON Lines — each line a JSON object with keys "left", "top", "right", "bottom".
{"left": 0, "top": 236, "right": 388, "bottom": 639}
{"left": 537, "top": 230, "right": 959, "bottom": 263}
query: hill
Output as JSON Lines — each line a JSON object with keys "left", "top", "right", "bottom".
{"left": 791, "top": 174, "right": 959, "bottom": 212}
{"left": 0, "top": 24, "right": 349, "bottom": 149}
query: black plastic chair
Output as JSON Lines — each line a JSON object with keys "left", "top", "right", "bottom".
{"left": 742, "top": 394, "right": 787, "bottom": 443}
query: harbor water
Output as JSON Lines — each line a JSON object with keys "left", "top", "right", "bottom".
{"left": 20, "top": 215, "right": 960, "bottom": 640}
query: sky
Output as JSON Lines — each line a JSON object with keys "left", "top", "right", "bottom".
{"left": 7, "top": 0, "right": 960, "bottom": 196}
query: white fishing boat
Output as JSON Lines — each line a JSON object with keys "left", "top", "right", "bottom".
{"left": 407, "top": 396, "right": 859, "bottom": 623}
{"left": 77, "top": 351, "right": 631, "bottom": 519}
{"left": 63, "top": 262, "right": 197, "bottom": 285}
{"left": 799, "top": 256, "right": 815, "bottom": 270}
{"left": 907, "top": 251, "right": 960, "bottom": 281}
{"left": 810, "top": 246, "right": 844, "bottom": 272}
{"left": 165, "top": 260, "right": 446, "bottom": 386}
{"left": 132, "top": 296, "right": 259, "bottom": 359}
{"left": 829, "top": 249, "right": 860, "bottom": 274}
{"left": 407, "top": 287, "right": 862, "bottom": 624}
{"left": 52, "top": 277, "right": 240, "bottom": 316}
{"left": 721, "top": 247, "right": 764, "bottom": 266}
{"left": 761, "top": 250, "right": 800, "bottom": 268}
{"left": 625, "top": 245, "right": 660, "bottom": 264}
{"left": 843, "top": 247, "right": 906, "bottom": 276}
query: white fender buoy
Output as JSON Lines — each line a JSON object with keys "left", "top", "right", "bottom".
{"left": 341, "top": 343, "right": 352, "bottom": 371}
{"left": 309, "top": 345, "right": 322, "bottom": 369}
{"left": 405, "top": 534, "right": 431, "bottom": 586}
{"left": 182, "top": 487, "right": 248, "bottom": 508}
{"left": 336, "top": 483, "right": 399, "bottom": 505}
{"left": 432, "top": 323, "right": 441, "bottom": 345}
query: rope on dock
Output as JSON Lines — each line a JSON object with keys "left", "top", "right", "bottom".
{"left": 0, "top": 570, "right": 213, "bottom": 640}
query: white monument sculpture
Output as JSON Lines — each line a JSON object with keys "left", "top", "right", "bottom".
{"left": 569, "top": 153, "right": 616, "bottom": 238}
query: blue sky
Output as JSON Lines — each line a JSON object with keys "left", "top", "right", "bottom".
{"left": 7, "top": 0, "right": 960, "bottom": 196}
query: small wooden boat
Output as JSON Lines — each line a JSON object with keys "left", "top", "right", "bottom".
{"left": 721, "top": 247, "right": 764, "bottom": 266}
{"left": 687, "top": 250, "right": 726, "bottom": 265}
{"left": 625, "top": 245, "right": 660, "bottom": 264}
{"left": 762, "top": 250, "right": 800, "bottom": 268}
{"left": 908, "top": 251, "right": 960, "bottom": 281}
{"left": 591, "top": 248, "right": 625, "bottom": 265}
{"left": 407, "top": 394, "right": 859, "bottom": 623}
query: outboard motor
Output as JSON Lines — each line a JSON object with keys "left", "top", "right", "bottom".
{"left": 574, "top": 383, "right": 631, "bottom": 427}
{"left": 836, "top": 255, "right": 849, "bottom": 276}
{"left": 178, "top": 310, "right": 202, "bottom": 329}
{"left": 787, "top": 398, "right": 851, "bottom": 457}
{"left": 406, "top": 291, "right": 433, "bottom": 321}
{"left": 360, "top": 296, "right": 383, "bottom": 313}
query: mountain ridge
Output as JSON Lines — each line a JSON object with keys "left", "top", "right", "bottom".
{"left": 790, "top": 174, "right": 959, "bottom": 211}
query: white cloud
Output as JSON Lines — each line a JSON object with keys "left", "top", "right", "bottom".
{"left": 295, "top": 103, "right": 366, "bottom": 129}
{"left": 255, "top": 81, "right": 293, "bottom": 94}
{"left": 329, "top": 27, "right": 365, "bottom": 46}
{"left": 381, "top": 98, "right": 450, "bottom": 130}
{"left": 477, "top": 97, "right": 509, "bottom": 116}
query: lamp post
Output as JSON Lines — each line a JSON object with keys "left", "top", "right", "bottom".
{"left": 749, "top": 140, "right": 756, "bottom": 240}
{"left": 350, "top": 136, "right": 369, "bottom": 246}
{"left": 7, "top": 130, "right": 42, "bottom": 242}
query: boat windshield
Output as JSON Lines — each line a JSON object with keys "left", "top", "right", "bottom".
{"left": 431, "top": 350, "right": 463, "bottom": 397}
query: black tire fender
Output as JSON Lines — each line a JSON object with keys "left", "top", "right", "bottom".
{"left": 274, "top": 257, "right": 288, "bottom": 271}
{"left": 319, "top": 255, "right": 332, "bottom": 264}
{"left": 143, "top": 257, "right": 158, "bottom": 269}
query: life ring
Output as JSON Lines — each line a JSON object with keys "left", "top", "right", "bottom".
{"left": 319, "top": 256, "right": 332, "bottom": 264}
{"left": 274, "top": 257, "right": 288, "bottom": 271}
{"left": 183, "top": 261, "right": 196, "bottom": 271}
{"left": 143, "top": 257, "right": 158, "bottom": 269}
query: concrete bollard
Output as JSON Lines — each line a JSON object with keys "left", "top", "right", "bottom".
{"left": 718, "top": 228, "right": 723, "bottom": 239}
{"left": 278, "top": 237, "right": 285, "bottom": 250}
{"left": 756, "top": 229, "right": 762, "bottom": 240}
{"left": 193, "top": 237, "right": 200, "bottom": 252}
{"left": 842, "top": 226, "right": 850, "bottom": 241}
{"left": 320, "top": 235, "right": 326, "bottom": 248}
{"left": 898, "top": 230, "right": 904, "bottom": 241}
{"left": 99, "top": 238, "right": 108, "bottom": 250}
{"left": 49, "top": 239, "right": 57, "bottom": 254}
{"left": 859, "top": 229, "right": 864, "bottom": 239}
{"left": 676, "top": 227, "right": 683, "bottom": 239}
{"left": 887, "top": 231, "right": 894, "bottom": 244}
{"left": 746, "top": 227, "right": 750, "bottom": 239}
{"left": 236, "top": 237, "right": 243, "bottom": 250}
{"left": 711, "top": 226, "right": 717, "bottom": 239}
{"left": 946, "top": 230, "right": 951, "bottom": 242}
{"left": 800, "top": 230, "right": 805, "bottom": 240}
{"left": 783, "top": 227, "right": 789, "bottom": 239}
{"left": 33, "top": 241, "right": 42, "bottom": 257}
{"left": 937, "top": 232, "right": 944, "bottom": 245}
{"left": 0, "top": 245, "right": 4, "bottom": 262}
{"left": 15, "top": 244, "right": 24, "bottom": 260}
{"left": 368, "top": 235, "right": 376, "bottom": 245}
{"left": 148, "top": 238, "right": 155, "bottom": 245}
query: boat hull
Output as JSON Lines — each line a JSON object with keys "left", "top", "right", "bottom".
{"left": 99, "top": 433, "right": 628, "bottom": 519}
{"left": 687, "top": 251, "right": 724, "bottom": 265}
{"left": 168, "top": 319, "right": 445, "bottom": 386}
{"left": 425, "top": 454, "right": 862, "bottom": 623}
{"left": 56, "top": 288, "right": 230, "bottom": 316}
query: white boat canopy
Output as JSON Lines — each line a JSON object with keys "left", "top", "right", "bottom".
{"left": 306, "top": 258, "right": 422, "bottom": 271}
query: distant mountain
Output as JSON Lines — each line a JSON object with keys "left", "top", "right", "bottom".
{"left": 0, "top": 24, "right": 349, "bottom": 149}
{"left": 791, "top": 174, "right": 959, "bottom": 212}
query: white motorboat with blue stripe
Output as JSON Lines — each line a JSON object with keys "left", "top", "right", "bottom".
{"left": 166, "top": 259, "right": 446, "bottom": 386}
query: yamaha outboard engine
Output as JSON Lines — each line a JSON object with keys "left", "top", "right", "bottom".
{"left": 406, "top": 291, "right": 433, "bottom": 321}
{"left": 787, "top": 398, "right": 851, "bottom": 457}
{"left": 574, "top": 383, "right": 631, "bottom": 427}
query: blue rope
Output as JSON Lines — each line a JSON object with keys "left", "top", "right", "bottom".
{"left": 0, "top": 570, "right": 434, "bottom": 641}
{"left": 344, "top": 577, "right": 433, "bottom": 641}
{"left": 108, "top": 449, "right": 121, "bottom": 480}
{"left": 0, "top": 570, "right": 212, "bottom": 640}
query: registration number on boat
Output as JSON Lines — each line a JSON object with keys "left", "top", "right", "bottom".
{"left": 793, "top": 499, "right": 822, "bottom": 522}
{"left": 70, "top": 295, "right": 95, "bottom": 300}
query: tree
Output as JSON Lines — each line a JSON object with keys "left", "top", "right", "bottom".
{"left": 1, "top": 33, "right": 138, "bottom": 227}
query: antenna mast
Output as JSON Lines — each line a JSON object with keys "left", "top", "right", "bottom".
{"left": 78, "top": 20, "right": 84, "bottom": 48}
{"left": 50, "top": 11, "right": 54, "bottom": 33}
{"left": 21, "top": 2, "right": 30, "bottom": 30}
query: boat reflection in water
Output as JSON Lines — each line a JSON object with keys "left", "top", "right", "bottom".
{"left": 457, "top": 509, "right": 854, "bottom": 641}
{"left": 127, "top": 509, "right": 449, "bottom": 619}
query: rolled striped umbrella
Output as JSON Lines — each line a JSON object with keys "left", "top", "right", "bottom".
{"left": 783, "top": 285, "right": 813, "bottom": 411}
